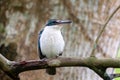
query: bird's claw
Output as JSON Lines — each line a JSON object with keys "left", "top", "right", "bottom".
{"left": 42, "top": 58, "right": 47, "bottom": 61}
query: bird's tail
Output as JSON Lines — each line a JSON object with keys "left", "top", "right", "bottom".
{"left": 46, "top": 68, "right": 56, "bottom": 75}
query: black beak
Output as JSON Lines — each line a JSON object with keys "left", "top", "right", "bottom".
{"left": 56, "top": 20, "right": 72, "bottom": 24}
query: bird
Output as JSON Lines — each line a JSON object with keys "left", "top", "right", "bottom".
{"left": 38, "top": 19, "right": 72, "bottom": 75}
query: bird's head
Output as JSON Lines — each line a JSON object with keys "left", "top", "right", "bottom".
{"left": 45, "top": 19, "right": 72, "bottom": 30}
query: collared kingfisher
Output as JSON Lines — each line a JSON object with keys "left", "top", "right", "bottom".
{"left": 38, "top": 19, "right": 72, "bottom": 75}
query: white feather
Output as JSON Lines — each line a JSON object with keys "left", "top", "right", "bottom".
{"left": 40, "top": 25, "right": 65, "bottom": 58}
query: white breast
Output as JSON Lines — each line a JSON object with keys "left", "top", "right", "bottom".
{"left": 40, "top": 27, "right": 65, "bottom": 58}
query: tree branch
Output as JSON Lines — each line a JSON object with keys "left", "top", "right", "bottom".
{"left": 0, "top": 54, "right": 20, "bottom": 80}
{"left": 1, "top": 54, "right": 120, "bottom": 80}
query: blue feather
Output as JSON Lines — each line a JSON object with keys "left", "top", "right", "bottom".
{"left": 38, "top": 29, "right": 46, "bottom": 59}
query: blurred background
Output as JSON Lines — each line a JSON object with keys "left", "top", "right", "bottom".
{"left": 0, "top": 0, "right": 120, "bottom": 80}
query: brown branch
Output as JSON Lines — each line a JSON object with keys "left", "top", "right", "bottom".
{"left": 0, "top": 54, "right": 20, "bottom": 80}
{"left": 1, "top": 54, "right": 120, "bottom": 80}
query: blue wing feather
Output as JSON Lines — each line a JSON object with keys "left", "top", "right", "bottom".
{"left": 38, "top": 29, "right": 46, "bottom": 59}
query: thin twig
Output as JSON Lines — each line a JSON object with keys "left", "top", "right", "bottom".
{"left": 91, "top": 5, "right": 120, "bottom": 56}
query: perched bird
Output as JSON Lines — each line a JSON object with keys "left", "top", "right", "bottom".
{"left": 38, "top": 19, "right": 72, "bottom": 75}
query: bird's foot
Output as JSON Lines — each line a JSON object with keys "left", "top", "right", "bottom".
{"left": 59, "top": 52, "right": 62, "bottom": 56}
{"left": 41, "top": 58, "right": 47, "bottom": 61}
{"left": 56, "top": 52, "right": 63, "bottom": 57}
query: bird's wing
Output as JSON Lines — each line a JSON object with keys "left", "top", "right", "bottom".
{"left": 38, "top": 29, "right": 46, "bottom": 59}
